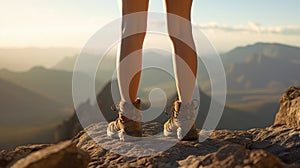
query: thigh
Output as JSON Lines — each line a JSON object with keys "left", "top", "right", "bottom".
{"left": 165, "top": 0, "right": 193, "bottom": 20}
{"left": 122, "top": 0, "right": 149, "bottom": 15}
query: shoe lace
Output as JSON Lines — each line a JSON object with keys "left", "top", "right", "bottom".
{"left": 111, "top": 104, "right": 119, "bottom": 112}
{"left": 164, "top": 103, "right": 179, "bottom": 116}
{"left": 111, "top": 100, "right": 140, "bottom": 112}
{"left": 164, "top": 99, "right": 200, "bottom": 117}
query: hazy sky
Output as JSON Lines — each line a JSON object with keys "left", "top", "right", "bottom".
{"left": 1, "top": 0, "right": 300, "bottom": 52}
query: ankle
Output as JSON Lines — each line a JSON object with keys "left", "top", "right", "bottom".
{"left": 118, "top": 99, "right": 142, "bottom": 121}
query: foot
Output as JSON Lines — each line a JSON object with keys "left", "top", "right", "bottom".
{"left": 164, "top": 100, "right": 198, "bottom": 141}
{"left": 107, "top": 98, "right": 142, "bottom": 141}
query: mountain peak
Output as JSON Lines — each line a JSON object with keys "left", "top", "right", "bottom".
{"left": 222, "top": 42, "right": 300, "bottom": 65}
{"left": 240, "top": 42, "right": 292, "bottom": 48}
{"left": 29, "top": 66, "right": 47, "bottom": 71}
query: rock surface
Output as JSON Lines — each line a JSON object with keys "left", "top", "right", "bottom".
{"left": 72, "top": 121, "right": 300, "bottom": 168}
{"left": 177, "top": 144, "right": 287, "bottom": 168}
{"left": 0, "top": 144, "right": 51, "bottom": 167}
{"left": 10, "top": 141, "right": 89, "bottom": 168}
{"left": 275, "top": 86, "right": 300, "bottom": 128}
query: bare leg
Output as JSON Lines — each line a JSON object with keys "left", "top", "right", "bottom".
{"left": 118, "top": 0, "right": 149, "bottom": 103}
{"left": 165, "top": 0, "right": 197, "bottom": 103}
{"left": 107, "top": 0, "right": 149, "bottom": 140}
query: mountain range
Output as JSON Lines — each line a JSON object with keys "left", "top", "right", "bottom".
{"left": 0, "top": 67, "right": 102, "bottom": 149}
{"left": 222, "top": 42, "right": 300, "bottom": 91}
{"left": 0, "top": 78, "right": 70, "bottom": 149}
{"left": 219, "top": 43, "right": 300, "bottom": 112}
{"left": 0, "top": 47, "right": 79, "bottom": 71}
{"left": 0, "top": 66, "right": 103, "bottom": 106}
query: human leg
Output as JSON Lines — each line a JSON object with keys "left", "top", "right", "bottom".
{"left": 118, "top": 0, "right": 149, "bottom": 103}
{"left": 107, "top": 0, "right": 149, "bottom": 141}
{"left": 165, "top": 0, "right": 197, "bottom": 104}
{"left": 164, "top": 0, "right": 198, "bottom": 141}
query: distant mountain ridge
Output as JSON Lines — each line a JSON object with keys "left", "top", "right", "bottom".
{"left": 53, "top": 56, "right": 77, "bottom": 71}
{"left": 0, "top": 77, "right": 70, "bottom": 149}
{"left": 221, "top": 42, "right": 300, "bottom": 91}
{"left": 0, "top": 47, "right": 79, "bottom": 71}
{"left": 0, "top": 66, "right": 103, "bottom": 106}
{"left": 0, "top": 78, "right": 66, "bottom": 125}
{"left": 222, "top": 42, "right": 300, "bottom": 65}
{"left": 214, "top": 42, "right": 300, "bottom": 114}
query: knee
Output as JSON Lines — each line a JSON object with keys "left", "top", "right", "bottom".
{"left": 122, "top": 24, "right": 147, "bottom": 38}
{"left": 122, "top": 14, "right": 148, "bottom": 38}
{"left": 121, "top": 31, "right": 146, "bottom": 48}
{"left": 168, "top": 24, "right": 195, "bottom": 48}
{"left": 167, "top": 19, "right": 192, "bottom": 43}
{"left": 168, "top": 22, "right": 183, "bottom": 39}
